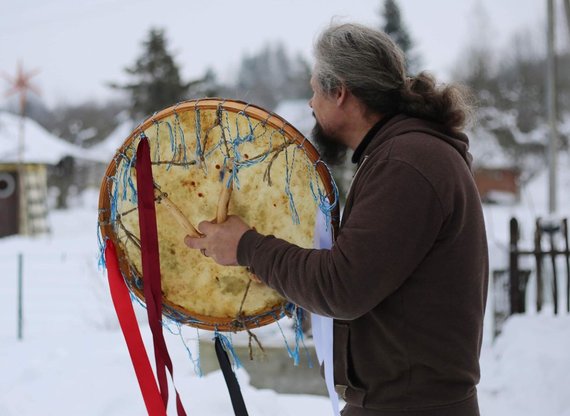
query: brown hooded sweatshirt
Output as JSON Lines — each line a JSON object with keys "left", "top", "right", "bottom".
{"left": 237, "top": 114, "right": 489, "bottom": 415}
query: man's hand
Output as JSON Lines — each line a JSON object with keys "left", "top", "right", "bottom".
{"left": 184, "top": 215, "right": 251, "bottom": 266}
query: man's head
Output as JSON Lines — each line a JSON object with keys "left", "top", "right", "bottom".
{"left": 309, "top": 23, "right": 473, "bottom": 165}
{"left": 313, "top": 23, "right": 406, "bottom": 117}
{"left": 309, "top": 23, "right": 406, "bottom": 165}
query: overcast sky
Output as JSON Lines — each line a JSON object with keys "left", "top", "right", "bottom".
{"left": 0, "top": 0, "right": 549, "bottom": 107}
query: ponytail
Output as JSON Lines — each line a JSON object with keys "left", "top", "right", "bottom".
{"left": 398, "top": 72, "right": 475, "bottom": 133}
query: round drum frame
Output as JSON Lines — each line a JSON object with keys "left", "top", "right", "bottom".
{"left": 98, "top": 98, "right": 339, "bottom": 331}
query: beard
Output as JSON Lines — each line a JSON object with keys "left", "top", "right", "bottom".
{"left": 311, "top": 118, "right": 347, "bottom": 166}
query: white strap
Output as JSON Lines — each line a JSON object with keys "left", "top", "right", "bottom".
{"left": 313, "top": 210, "right": 340, "bottom": 416}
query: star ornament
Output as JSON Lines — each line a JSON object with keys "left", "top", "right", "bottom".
{"left": 2, "top": 61, "right": 41, "bottom": 100}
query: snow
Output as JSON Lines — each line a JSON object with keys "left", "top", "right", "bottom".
{"left": 1, "top": 150, "right": 570, "bottom": 414}
{"left": 479, "top": 315, "right": 570, "bottom": 416}
{"left": 0, "top": 191, "right": 330, "bottom": 415}
{"left": 85, "top": 120, "right": 136, "bottom": 163}
{"left": 469, "top": 122, "right": 514, "bottom": 170}
{"left": 476, "top": 149, "right": 570, "bottom": 415}
{"left": 0, "top": 112, "right": 99, "bottom": 164}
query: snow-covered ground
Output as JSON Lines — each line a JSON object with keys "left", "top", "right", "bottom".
{"left": 479, "top": 315, "right": 570, "bottom": 416}
{"left": 0, "top": 192, "right": 331, "bottom": 416}
{"left": 2, "top": 158, "right": 570, "bottom": 415}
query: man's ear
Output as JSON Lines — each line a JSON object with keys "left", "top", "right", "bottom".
{"left": 335, "top": 84, "right": 348, "bottom": 107}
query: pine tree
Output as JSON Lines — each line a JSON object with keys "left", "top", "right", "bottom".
{"left": 235, "top": 43, "right": 312, "bottom": 110}
{"left": 380, "top": 0, "right": 419, "bottom": 73}
{"left": 112, "top": 28, "right": 203, "bottom": 120}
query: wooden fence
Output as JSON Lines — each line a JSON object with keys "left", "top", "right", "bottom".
{"left": 493, "top": 217, "right": 570, "bottom": 336}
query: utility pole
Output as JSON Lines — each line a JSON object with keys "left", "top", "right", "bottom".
{"left": 2, "top": 62, "right": 40, "bottom": 235}
{"left": 564, "top": 0, "right": 570, "bottom": 37}
{"left": 546, "top": 0, "right": 559, "bottom": 214}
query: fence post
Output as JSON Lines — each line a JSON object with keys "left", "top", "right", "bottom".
{"left": 563, "top": 218, "right": 570, "bottom": 313}
{"left": 17, "top": 253, "right": 23, "bottom": 341}
{"left": 509, "top": 218, "right": 520, "bottom": 314}
{"left": 535, "top": 218, "right": 544, "bottom": 312}
{"left": 547, "top": 226, "right": 559, "bottom": 315}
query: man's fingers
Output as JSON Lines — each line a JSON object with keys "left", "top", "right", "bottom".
{"left": 197, "top": 220, "right": 214, "bottom": 235}
{"left": 184, "top": 235, "right": 203, "bottom": 249}
{"left": 184, "top": 216, "right": 247, "bottom": 266}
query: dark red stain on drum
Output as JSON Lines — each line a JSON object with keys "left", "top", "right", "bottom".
{"left": 215, "top": 164, "right": 220, "bottom": 169}
{"left": 244, "top": 154, "right": 249, "bottom": 159}
{"left": 181, "top": 179, "right": 197, "bottom": 190}
{"left": 273, "top": 203, "right": 277, "bottom": 207}
{"left": 198, "top": 193, "right": 204, "bottom": 197}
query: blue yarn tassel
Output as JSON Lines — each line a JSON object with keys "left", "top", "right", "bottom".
{"left": 97, "top": 225, "right": 106, "bottom": 270}
{"left": 214, "top": 331, "right": 242, "bottom": 370}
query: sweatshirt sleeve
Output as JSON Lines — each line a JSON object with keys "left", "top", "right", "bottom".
{"left": 237, "top": 159, "right": 444, "bottom": 320}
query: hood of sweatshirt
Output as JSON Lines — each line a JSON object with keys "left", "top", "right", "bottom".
{"left": 353, "top": 114, "right": 473, "bottom": 169}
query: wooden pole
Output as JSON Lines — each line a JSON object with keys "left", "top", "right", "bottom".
{"left": 548, "top": 228, "right": 559, "bottom": 314}
{"left": 2, "top": 62, "right": 41, "bottom": 236}
{"left": 535, "top": 218, "right": 544, "bottom": 312}
{"left": 563, "top": 218, "right": 570, "bottom": 313}
{"left": 17, "top": 253, "right": 23, "bottom": 341}
{"left": 17, "top": 94, "right": 28, "bottom": 235}
{"left": 547, "top": 0, "right": 559, "bottom": 214}
{"left": 509, "top": 218, "right": 520, "bottom": 314}
{"left": 564, "top": 0, "right": 570, "bottom": 37}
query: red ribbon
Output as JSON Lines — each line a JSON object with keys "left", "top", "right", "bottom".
{"left": 105, "top": 136, "right": 187, "bottom": 415}
{"left": 105, "top": 239, "right": 167, "bottom": 416}
{"left": 135, "top": 137, "right": 187, "bottom": 416}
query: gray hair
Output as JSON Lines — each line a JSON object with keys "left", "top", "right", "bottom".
{"left": 313, "top": 23, "right": 474, "bottom": 133}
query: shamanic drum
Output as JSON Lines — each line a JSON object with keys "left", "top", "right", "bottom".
{"left": 98, "top": 99, "right": 339, "bottom": 332}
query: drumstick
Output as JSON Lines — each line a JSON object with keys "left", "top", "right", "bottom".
{"left": 154, "top": 187, "right": 202, "bottom": 237}
{"left": 130, "top": 166, "right": 201, "bottom": 237}
{"left": 214, "top": 160, "right": 261, "bottom": 283}
{"left": 216, "top": 158, "right": 234, "bottom": 223}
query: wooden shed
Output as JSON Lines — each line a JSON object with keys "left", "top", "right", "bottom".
{"left": 0, "top": 112, "right": 89, "bottom": 237}
{"left": 474, "top": 166, "right": 521, "bottom": 204}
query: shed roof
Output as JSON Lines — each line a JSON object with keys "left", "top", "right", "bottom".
{"left": 0, "top": 112, "right": 98, "bottom": 164}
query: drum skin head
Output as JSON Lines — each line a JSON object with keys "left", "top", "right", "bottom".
{"left": 98, "top": 99, "right": 338, "bottom": 331}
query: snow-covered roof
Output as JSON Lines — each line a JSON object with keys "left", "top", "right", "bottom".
{"left": 84, "top": 120, "right": 135, "bottom": 163}
{"left": 469, "top": 124, "right": 515, "bottom": 169}
{"left": 0, "top": 112, "right": 98, "bottom": 165}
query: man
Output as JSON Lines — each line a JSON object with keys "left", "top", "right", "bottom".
{"left": 185, "top": 23, "right": 488, "bottom": 416}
